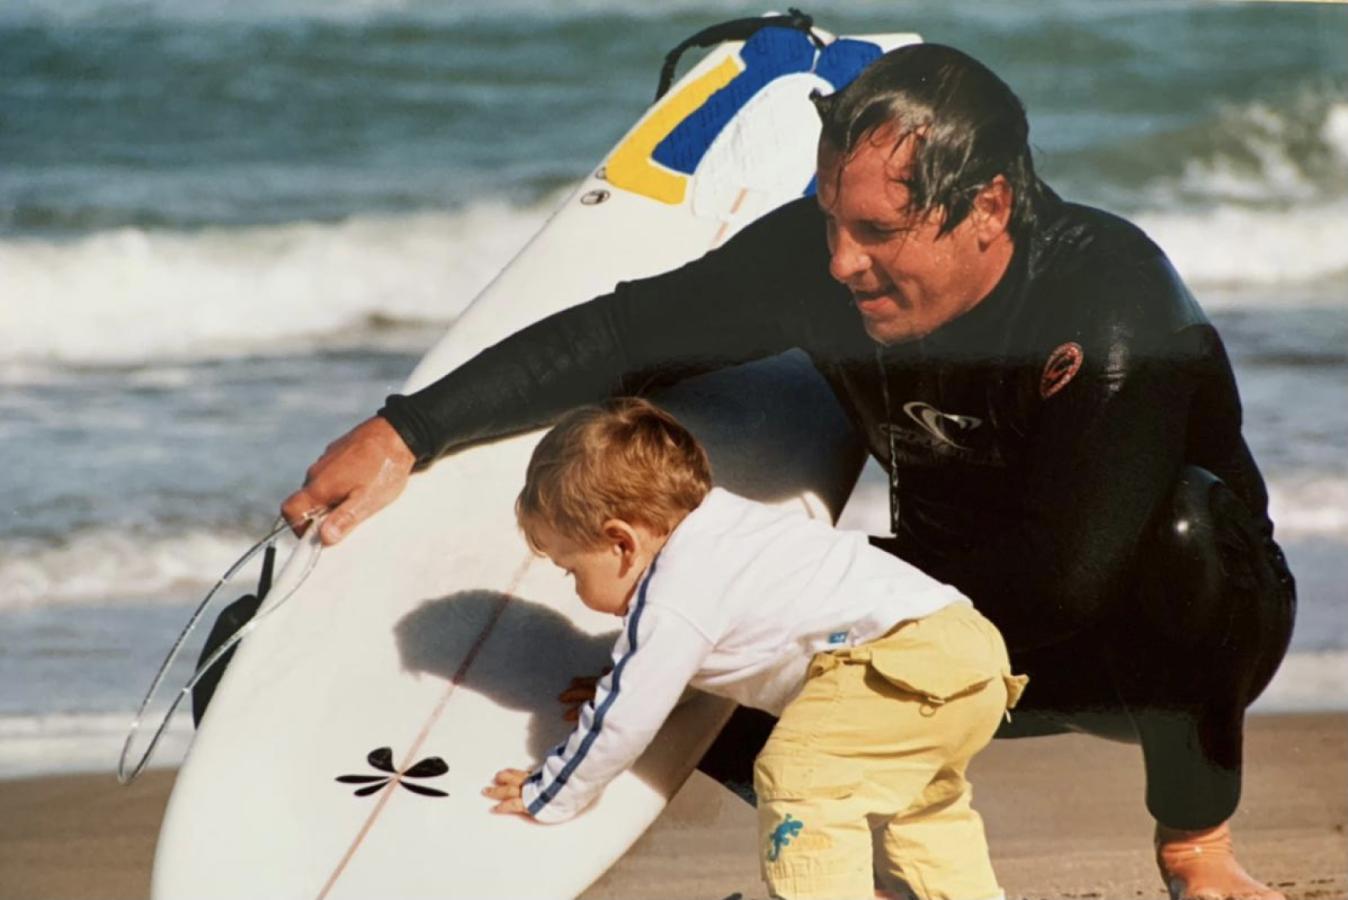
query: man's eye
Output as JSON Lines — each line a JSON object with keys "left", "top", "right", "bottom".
{"left": 863, "top": 222, "right": 905, "bottom": 238}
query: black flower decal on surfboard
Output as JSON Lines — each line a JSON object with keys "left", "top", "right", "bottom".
{"left": 335, "top": 747, "right": 449, "bottom": 798}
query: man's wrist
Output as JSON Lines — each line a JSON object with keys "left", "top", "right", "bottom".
{"left": 376, "top": 399, "right": 432, "bottom": 467}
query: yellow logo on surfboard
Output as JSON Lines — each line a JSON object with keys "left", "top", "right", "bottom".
{"left": 605, "top": 28, "right": 883, "bottom": 206}
{"left": 607, "top": 57, "right": 743, "bottom": 205}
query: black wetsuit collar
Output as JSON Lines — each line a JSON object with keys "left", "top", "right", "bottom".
{"left": 886, "top": 186, "right": 1067, "bottom": 361}
{"left": 937, "top": 247, "right": 1025, "bottom": 350}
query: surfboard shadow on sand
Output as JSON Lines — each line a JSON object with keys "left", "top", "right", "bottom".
{"left": 395, "top": 591, "right": 677, "bottom": 788}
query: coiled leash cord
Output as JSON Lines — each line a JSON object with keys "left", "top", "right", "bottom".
{"left": 118, "top": 510, "right": 326, "bottom": 784}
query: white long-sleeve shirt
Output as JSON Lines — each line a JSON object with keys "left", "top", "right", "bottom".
{"left": 521, "top": 487, "right": 968, "bottom": 823}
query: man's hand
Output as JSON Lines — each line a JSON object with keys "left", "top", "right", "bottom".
{"left": 281, "top": 416, "right": 417, "bottom": 546}
{"left": 483, "top": 767, "right": 533, "bottom": 817}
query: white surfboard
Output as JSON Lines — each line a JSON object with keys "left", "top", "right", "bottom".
{"left": 153, "top": 23, "right": 920, "bottom": 900}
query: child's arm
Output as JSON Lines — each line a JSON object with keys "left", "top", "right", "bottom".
{"left": 484, "top": 604, "right": 711, "bottom": 824}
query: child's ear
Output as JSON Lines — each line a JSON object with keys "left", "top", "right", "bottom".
{"left": 601, "top": 519, "right": 639, "bottom": 556}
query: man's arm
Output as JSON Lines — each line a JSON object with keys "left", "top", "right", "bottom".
{"left": 283, "top": 197, "right": 834, "bottom": 544}
{"left": 378, "top": 196, "right": 833, "bottom": 463}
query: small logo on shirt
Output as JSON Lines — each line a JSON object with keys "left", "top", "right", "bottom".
{"left": 828, "top": 631, "right": 848, "bottom": 645}
{"left": 1040, "top": 342, "right": 1084, "bottom": 399}
{"left": 902, "top": 401, "right": 983, "bottom": 450}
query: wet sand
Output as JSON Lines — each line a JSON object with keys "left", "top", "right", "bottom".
{"left": 1, "top": 713, "right": 1343, "bottom": 900}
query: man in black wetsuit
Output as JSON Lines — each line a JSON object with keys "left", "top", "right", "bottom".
{"left": 283, "top": 44, "right": 1295, "bottom": 900}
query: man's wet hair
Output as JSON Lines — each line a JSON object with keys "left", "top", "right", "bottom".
{"left": 812, "top": 43, "right": 1045, "bottom": 241}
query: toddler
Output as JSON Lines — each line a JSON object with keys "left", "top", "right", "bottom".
{"left": 483, "top": 398, "right": 1026, "bottom": 900}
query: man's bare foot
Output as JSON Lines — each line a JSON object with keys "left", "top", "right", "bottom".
{"left": 1156, "top": 821, "right": 1285, "bottom": 900}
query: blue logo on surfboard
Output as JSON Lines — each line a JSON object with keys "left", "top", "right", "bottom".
{"left": 607, "top": 27, "right": 882, "bottom": 205}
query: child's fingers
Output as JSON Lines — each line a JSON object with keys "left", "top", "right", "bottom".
{"left": 559, "top": 680, "right": 598, "bottom": 720}
{"left": 482, "top": 769, "right": 528, "bottom": 802}
{"left": 493, "top": 768, "right": 530, "bottom": 787}
{"left": 558, "top": 679, "right": 598, "bottom": 701}
{"left": 481, "top": 771, "right": 532, "bottom": 817}
{"left": 482, "top": 785, "right": 522, "bottom": 806}
{"left": 556, "top": 665, "right": 613, "bottom": 701}
{"left": 491, "top": 796, "right": 529, "bottom": 816}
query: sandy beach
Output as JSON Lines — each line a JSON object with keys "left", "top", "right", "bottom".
{"left": 1, "top": 712, "right": 1342, "bottom": 900}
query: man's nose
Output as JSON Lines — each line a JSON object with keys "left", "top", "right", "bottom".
{"left": 828, "top": 229, "right": 869, "bottom": 285}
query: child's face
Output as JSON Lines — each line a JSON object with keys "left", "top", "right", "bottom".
{"left": 531, "top": 520, "right": 659, "bottom": 617}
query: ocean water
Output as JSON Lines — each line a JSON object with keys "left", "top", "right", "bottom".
{"left": 2, "top": 0, "right": 1346, "bottom": 778}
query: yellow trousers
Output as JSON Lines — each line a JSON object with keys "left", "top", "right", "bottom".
{"left": 754, "top": 602, "right": 1028, "bottom": 900}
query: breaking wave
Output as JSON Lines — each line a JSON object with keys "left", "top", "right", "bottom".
{"left": 0, "top": 201, "right": 557, "bottom": 367}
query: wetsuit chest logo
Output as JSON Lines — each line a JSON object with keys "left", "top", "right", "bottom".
{"left": 902, "top": 401, "right": 984, "bottom": 450}
{"left": 1040, "top": 342, "right": 1084, "bottom": 399}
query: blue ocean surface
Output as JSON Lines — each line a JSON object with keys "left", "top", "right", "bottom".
{"left": 1, "top": 0, "right": 1346, "bottom": 777}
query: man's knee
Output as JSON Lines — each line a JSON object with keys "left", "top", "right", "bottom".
{"left": 1136, "top": 465, "right": 1295, "bottom": 707}
{"left": 1141, "top": 465, "right": 1292, "bottom": 639}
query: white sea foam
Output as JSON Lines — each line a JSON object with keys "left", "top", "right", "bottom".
{"left": 1136, "top": 200, "right": 1348, "bottom": 291}
{"left": 1249, "top": 650, "right": 1348, "bottom": 715}
{"left": 0, "top": 529, "right": 253, "bottom": 611}
{"left": 0, "top": 711, "right": 192, "bottom": 780}
{"left": 0, "top": 200, "right": 556, "bottom": 368}
{"left": 1173, "top": 98, "right": 1348, "bottom": 205}
{"left": 1268, "top": 477, "right": 1348, "bottom": 538}
{"left": 1130, "top": 93, "right": 1348, "bottom": 290}
{"left": 4, "top": 191, "right": 1341, "bottom": 373}
{"left": 1325, "top": 103, "right": 1348, "bottom": 165}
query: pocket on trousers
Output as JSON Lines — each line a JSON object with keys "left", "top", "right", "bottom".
{"left": 868, "top": 643, "right": 997, "bottom": 705}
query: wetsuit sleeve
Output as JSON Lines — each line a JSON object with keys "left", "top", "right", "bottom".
{"left": 900, "top": 257, "right": 1205, "bottom": 651}
{"left": 379, "top": 198, "right": 831, "bottom": 463}
{"left": 521, "top": 604, "right": 712, "bottom": 824}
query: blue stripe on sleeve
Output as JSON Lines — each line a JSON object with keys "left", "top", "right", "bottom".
{"left": 527, "top": 557, "right": 659, "bottom": 817}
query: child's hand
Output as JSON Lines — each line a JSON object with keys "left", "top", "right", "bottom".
{"left": 558, "top": 665, "right": 612, "bottom": 722}
{"left": 483, "top": 768, "right": 532, "bottom": 817}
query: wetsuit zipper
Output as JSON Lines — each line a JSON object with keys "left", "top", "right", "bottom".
{"left": 875, "top": 344, "right": 900, "bottom": 537}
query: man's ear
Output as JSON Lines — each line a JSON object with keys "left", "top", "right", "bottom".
{"left": 972, "top": 175, "right": 1013, "bottom": 245}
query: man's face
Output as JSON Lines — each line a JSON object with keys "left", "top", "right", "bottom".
{"left": 816, "top": 127, "right": 1009, "bottom": 345}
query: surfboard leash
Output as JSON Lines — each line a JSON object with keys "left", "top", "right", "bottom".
{"left": 117, "top": 511, "right": 327, "bottom": 784}
{"left": 654, "top": 8, "right": 825, "bottom": 101}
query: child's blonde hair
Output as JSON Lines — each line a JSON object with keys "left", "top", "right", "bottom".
{"left": 516, "top": 398, "right": 712, "bottom": 551}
